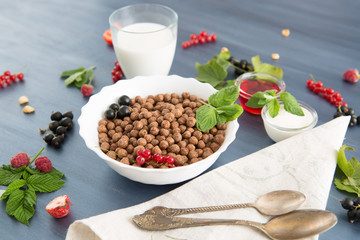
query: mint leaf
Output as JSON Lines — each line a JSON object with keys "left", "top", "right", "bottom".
{"left": 267, "top": 99, "right": 280, "bottom": 118}
{"left": 208, "top": 85, "right": 239, "bottom": 107}
{"left": 350, "top": 157, "right": 360, "bottom": 179}
{"left": 279, "top": 92, "right": 304, "bottom": 116}
{"left": 64, "top": 71, "right": 85, "bottom": 86}
{"left": 334, "top": 178, "right": 360, "bottom": 196}
{"left": 27, "top": 174, "right": 65, "bottom": 192}
{"left": 196, "top": 105, "right": 218, "bottom": 132}
{"left": 337, "top": 145, "right": 355, "bottom": 177}
{"left": 196, "top": 60, "right": 227, "bottom": 88}
{"left": 217, "top": 104, "right": 243, "bottom": 122}
{"left": 214, "top": 51, "right": 230, "bottom": 69}
{"left": 251, "top": 55, "right": 283, "bottom": 80}
{"left": 245, "top": 91, "right": 271, "bottom": 108}
{"left": 61, "top": 67, "right": 85, "bottom": 77}
{"left": 1, "top": 179, "right": 26, "bottom": 200}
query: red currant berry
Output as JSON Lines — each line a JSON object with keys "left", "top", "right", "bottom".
{"left": 111, "top": 69, "right": 117, "bottom": 76}
{"left": 210, "top": 34, "right": 217, "bottom": 41}
{"left": 0, "top": 75, "right": 5, "bottom": 81}
{"left": 198, "top": 37, "right": 205, "bottom": 44}
{"left": 142, "top": 149, "right": 151, "bottom": 158}
{"left": 313, "top": 87, "right": 321, "bottom": 94}
{"left": 335, "top": 95, "right": 343, "bottom": 102}
{"left": 115, "top": 71, "right": 123, "bottom": 80}
{"left": 115, "top": 61, "right": 119, "bottom": 66}
{"left": 322, "top": 93, "right": 328, "bottom": 99}
{"left": 17, "top": 73, "right": 24, "bottom": 81}
{"left": 335, "top": 101, "right": 342, "bottom": 107}
{"left": 136, "top": 156, "right": 146, "bottom": 165}
{"left": 341, "top": 102, "right": 348, "bottom": 107}
{"left": 333, "top": 92, "right": 341, "bottom": 99}
{"left": 326, "top": 88, "right": 334, "bottom": 95}
{"left": 306, "top": 79, "right": 314, "bottom": 87}
{"left": 114, "top": 65, "right": 121, "bottom": 72}
{"left": 191, "top": 39, "right": 199, "bottom": 45}
{"left": 112, "top": 76, "right": 118, "bottom": 83}
{"left": 0, "top": 80, "right": 4, "bottom": 88}
{"left": 136, "top": 150, "right": 144, "bottom": 157}
{"left": 166, "top": 156, "right": 174, "bottom": 165}
{"left": 4, "top": 70, "right": 11, "bottom": 76}
{"left": 10, "top": 74, "right": 16, "bottom": 82}
{"left": 153, "top": 154, "right": 163, "bottom": 163}
{"left": 200, "top": 30, "right": 207, "bottom": 37}
{"left": 315, "top": 81, "right": 323, "bottom": 88}
{"left": 308, "top": 83, "right": 316, "bottom": 91}
{"left": 5, "top": 78, "right": 11, "bottom": 85}
{"left": 182, "top": 42, "right": 189, "bottom": 49}
{"left": 190, "top": 34, "right": 197, "bottom": 40}
{"left": 330, "top": 97, "right": 337, "bottom": 105}
{"left": 319, "top": 86, "right": 326, "bottom": 94}
{"left": 205, "top": 36, "right": 212, "bottom": 42}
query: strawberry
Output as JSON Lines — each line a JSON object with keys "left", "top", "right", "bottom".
{"left": 343, "top": 69, "right": 360, "bottom": 83}
{"left": 10, "top": 152, "right": 30, "bottom": 168}
{"left": 81, "top": 84, "right": 94, "bottom": 97}
{"left": 35, "top": 156, "right": 52, "bottom": 173}
{"left": 45, "top": 195, "right": 71, "bottom": 218}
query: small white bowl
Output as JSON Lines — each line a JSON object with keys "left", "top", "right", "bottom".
{"left": 261, "top": 101, "right": 318, "bottom": 142}
{"left": 78, "top": 75, "right": 239, "bottom": 185}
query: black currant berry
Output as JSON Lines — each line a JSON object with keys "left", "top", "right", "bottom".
{"left": 349, "top": 115, "right": 357, "bottom": 127}
{"left": 55, "top": 126, "right": 67, "bottom": 135}
{"left": 63, "top": 111, "right": 74, "bottom": 120}
{"left": 51, "top": 111, "right": 62, "bottom": 121}
{"left": 109, "top": 103, "right": 120, "bottom": 111}
{"left": 43, "top": 134, "right": 54, "bottom": 144}
{"left": 348, "top": 209, "right": 357, "bottom": 223}
{"left": 49, "top": 121, "right": 60, "bottom": 132}
{"left": 353, "top": 197, "right": 360, "bottom": 206}
{"left": 117, "top": 105, "right": 130, "bottom": 119}
{"left": 51, "top": 136, "right": 62, "bottom": 148}
{"left": 347, "top": 108, "right": 355, "bottom": 116}
{"left": 334, "top": 112, "right": 345, "bottom": 118}
{"left": 228, "top": 56, "right": 239, "bottom": 65}
{"left": 60, "top": 117, "right": 73, "bottom": 128}
{"left": 105, "top": 109, "right": 116, "bottom": 120}
{"left": 118, "top": 95, "right": 131, "bottom": 106}
{"left": 341, "top": 198, "right": 354, "bottom": 210}
{"left": 239, "top": 59, "right": 248, "bottom": 69}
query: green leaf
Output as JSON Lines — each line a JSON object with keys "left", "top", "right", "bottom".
{"left": 196, "top": 105, "right": 218, "bottom": 132}
{"left": 32, "top": 167, "right": 64, "bottom": 180}
{"left": 0, "top": 165, "right": 25, "bottom": 186}
{"left": 267, "top": 99, "right": 280, "bottom": 118}
{"left": 6, "top": 188, "right": 36, "bottom": 225}
{"left": 350, "top": 157, "right": 360, "bottom": 179}
{"left": 1, "top": 179, "right": 26, "bottom": 200}
{"left": 280, "top": 92, "right": 304, "bottom": 116}
{"left": 27, "top": 174, "right": 65, "bottom": 193}
{"left": 226, "top": 79, "right": 236, "bottom": 87}
{"left": 196, "top": 60, "right": 227, "bottom": 88}
{"left": 208, "top": 85, "right": 239, "bottom": 107}
{"left": 251, "top": 55, "right": 283, "bottom": 80}
{"left": 61, "top": 67, "right": 85, "bottom": 77}
{"left": 337, "top": 145, "right": 355, "bottom": 177}
{"left": 216, "top": 104, "right": 243, "bottom": 122}
{"left": 214, "top": 51, "right": 230, "bottom": 69}
{"left": 64, "top": 71, "right": 85, "bottom": 86}
{"left": 334, "top": 178, "right": 360, "bottom": 196}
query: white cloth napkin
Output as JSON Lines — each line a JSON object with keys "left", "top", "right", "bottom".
{"left": 66, "top": 116, "right": 350, "bottom": 240}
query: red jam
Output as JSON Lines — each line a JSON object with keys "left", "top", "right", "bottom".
{"left": 239, "top": 79, "right": 282, "bottom": 114}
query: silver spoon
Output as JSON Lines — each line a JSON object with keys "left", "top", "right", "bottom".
{"left": 141, "top": 190, "right": 306, "bottom": 217}
{"left": 132, "top": 209, "right": 337, "bottom": 240}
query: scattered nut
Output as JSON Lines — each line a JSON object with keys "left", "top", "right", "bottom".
{"left": 271, "top": 53, "right": 280, "bottom": 61}
{"left": 18, "top": 96, "right": 29, "bottom": 105}
{"left": 23, "top": 105, "right": 35, "bottom": 114}
{"left": 221, "top": 47, "right": 229, "bottom": 53}
{"left": 281, "top": 28, "right": 290, "bottom": 37}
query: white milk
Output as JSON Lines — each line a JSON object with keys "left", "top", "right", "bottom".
{"left": 114, "top": 23, "right": 176, "bottom": 79}
{"left": 263, "top": 105, "right": 317, "bottom": 142}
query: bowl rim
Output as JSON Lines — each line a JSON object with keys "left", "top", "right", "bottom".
{"left": 78, "top": 75, "right": 239, "bottom": 174}
{"left": 261, "top": 100, "right": 318, "bottom": 132}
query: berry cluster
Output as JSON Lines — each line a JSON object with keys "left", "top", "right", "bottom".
{"left": 41, "top": 111, "right": 74, "bottom": 148}
{"left": 228, "top": 56, "right": 254, "bottom": 76}
{"left": 334, "top": 105, "right": 360, "bottom": 127}
{"left": 111, "top": 61, "right": 123, "bottom": 83}
{"left": 10, "top": 151, "right": 52, "bottom": 173}
{"left": 104, "top": 95, "right": 131, "bottom": 120}
{"left": 306, "top": 77, "right": 347, "bottom": 107}
{"left": 0, "top": 70, "right": 24, "bottom": 88}
{"left": 340, "top": 197, "right": 360, "bottom": 223}
{"left": 182, "top": 30, "right": 217, "bottom": 49}
{"left": 135, "top": 149, "right": 175, "bottom": 167}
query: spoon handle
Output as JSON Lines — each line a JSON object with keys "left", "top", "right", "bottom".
{"left": 161, "top": 203, "right": 254, "bottom": 216}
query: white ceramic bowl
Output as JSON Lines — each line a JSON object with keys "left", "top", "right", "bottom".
{"left": 78, "top": 75, "right": 239, "bottom": 185}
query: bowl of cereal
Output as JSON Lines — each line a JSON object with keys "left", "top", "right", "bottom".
{"left": 78, "top": 75, "right": 239, "bottom": 185}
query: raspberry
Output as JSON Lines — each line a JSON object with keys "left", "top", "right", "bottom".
{"left": 45, "top": 195, "right": 71, "bottom": 218}
{"left": 343, "top": 69, "right": 360, "bottom": 83}
{"left": 81, "top": 84, "right": 93, "bottom": 97}
{"left": 10, "top": 152, "right": 30, "bottom": 168}
{"left": 35, "top": 156, "right": 52, "bottom": 173}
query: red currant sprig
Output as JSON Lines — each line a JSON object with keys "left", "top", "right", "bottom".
{"left": 0, "top": 70, "right": 25, "bottom": 88}
{"left": 182, "top": 30, "right": 217, "bottom": 49}
{"left": 306, "top": 74, "right": 347, "bottom": 107}
{"left": 111, "top": 61, "right": 123, "bottom": 83}
{"left": 135, "top": 150, "right": 175, "bottom": 167}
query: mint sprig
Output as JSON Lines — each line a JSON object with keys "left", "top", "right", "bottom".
{"left": 195, "top": 49, "right": 283, "bottom": 89}
{"left": 0, "top": 148, "right": 65, "bottom": 225}
{"left": 196, "top": 85, "right": 243, "bottom": 132}
{"left": 61, "top": 66, "right": 96, "bottom": 88}
{"left": 246, "top": 90, "right": 304, "bottom": 118}
{"left": 334, "top": 145, "right": 360, "bottom": 196}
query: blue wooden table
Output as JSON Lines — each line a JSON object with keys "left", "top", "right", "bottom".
{"left": 1, "top": 0, "right": 360, "bottom": 239}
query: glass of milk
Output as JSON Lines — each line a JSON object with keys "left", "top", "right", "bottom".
{"left": 109, "top": 4, "right": 178, "bottom": 79}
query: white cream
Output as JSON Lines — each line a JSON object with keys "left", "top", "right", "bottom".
{"left": 114, "top": 22, "right": 176, "bottom": 79}
{"left": 262, "top": 104, "right": 317, "bottom": 142}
